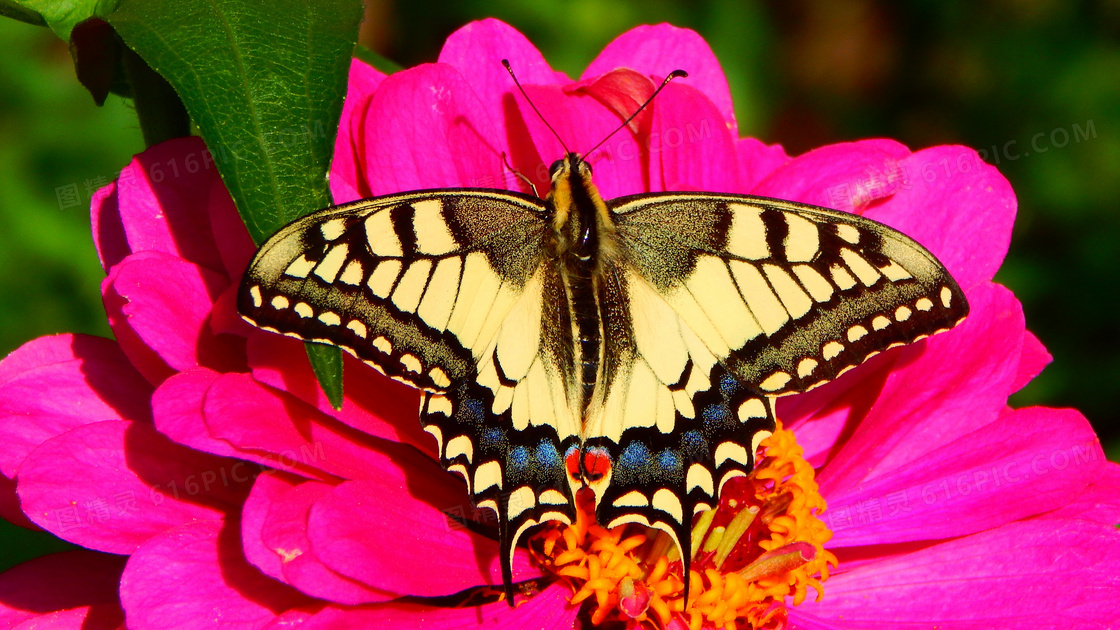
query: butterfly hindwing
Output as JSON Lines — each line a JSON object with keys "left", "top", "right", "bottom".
{"left": 584, "top": 263, "right": 776, "bottom": 583}
{"left": 610, "top": 193, "right": 969, "bottom": 397}
{"left": 239, "top": 190, "right": 551, "bottom": 392}
{"left": 419, "top": 260, "right": 581, "bottom": 594}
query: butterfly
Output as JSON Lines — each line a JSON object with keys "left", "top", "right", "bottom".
{"left": 237, "top": 68, "right": 969, "bottom": 601}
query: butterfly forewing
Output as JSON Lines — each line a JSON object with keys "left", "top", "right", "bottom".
{"left": 238, "top": 190, "right": 551, "bottom": 392}
{"left": 610, "top": 193, "right": 968, "bottom": 397}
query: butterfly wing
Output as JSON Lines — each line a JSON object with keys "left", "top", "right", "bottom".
{"left": 582, "top": 258, "right": 776, "bottom": 586}
{"left": 610, "top": 193, "right": 969, "bottom": 396}
{"left": 239, "top": 190, "right": 581, "bottom": 594}
{"left": 240, "top": 190, "right": 550, "bottom": 390}
{"left": 583, "top": 192, "right": 968, "bottom": 582}
{"left": 420, "top": 258, "right": 581, "bottom": 597}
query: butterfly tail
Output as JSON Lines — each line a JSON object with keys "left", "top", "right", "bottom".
{"left": 498, "top": 496, "right": 517, "bottom": 606}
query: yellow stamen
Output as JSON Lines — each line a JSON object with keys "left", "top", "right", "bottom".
{"left": 527, "top": 420, "right": 836, "bottom": 628}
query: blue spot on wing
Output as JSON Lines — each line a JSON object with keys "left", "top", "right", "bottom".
{"left": 719, "top": 372, "right": 739, "bottom": 397}
{"left": 462, "top": 398, "right": 486, "bottom": 421}
{"left": 535, "top": 440, "right": 561, "bottom": 467}
{"left": 618, "top": 441, "right": 651, "bottom": 471}
{"left": 702, "top": 402, "right": 730, "bottom": 424}
{"left": 481, "top": 427, "right": 505, "bottom": 448}
{"left": 657, "top": 449, "right": 682, "bottom": 472}
{"left": 508, "top": 446, "right": 530, "bottom": 470}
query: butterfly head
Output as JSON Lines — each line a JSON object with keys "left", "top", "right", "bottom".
{"left": 546, "top": 152, "right": 614, "bottom": 262}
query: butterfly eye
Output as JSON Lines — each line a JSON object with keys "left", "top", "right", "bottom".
{"left": 548, "top": 159, "right": 565, "bottom": 178}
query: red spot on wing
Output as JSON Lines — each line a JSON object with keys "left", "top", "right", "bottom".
{"left": 582, "top": 446, "right": 612, "bottom": 482}
{"left": 565, "top": 445, "right": 613, "bottom": 483}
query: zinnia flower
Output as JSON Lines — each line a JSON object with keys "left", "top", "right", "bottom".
{"left": 1, "top": 18, "right": 1117, "bottom": 630}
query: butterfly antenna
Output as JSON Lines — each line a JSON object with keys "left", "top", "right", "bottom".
{"left": 502, "top": 59, "right": 570, "bottom": 154}
{"left": 582, "top": 69, "right": 688, "bottom": 160}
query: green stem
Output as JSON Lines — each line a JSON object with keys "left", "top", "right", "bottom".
{"left": 121, "top": 43, "right": 190, "bottom": 147}
{"left": 0, "top": 1, "right": 47, "bottom": 27}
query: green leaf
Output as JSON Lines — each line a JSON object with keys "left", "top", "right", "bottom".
{"left": 119, "top": 45, "right": 190, "bottom": 146}
{"left": 354, "top": 44, "right": 402, "bottom": 75}
{"left": 7, "top": 0, "right": 118, "bottom": 40}
{"left": 0, "top": 518, "right": 76, "bottom": 573}
{"left": 305, "top": 343, "right": 344, "bottom": 410}
{"left": 107, "top": 0, "right": 363, "bottom": 405}
{"left": 106, "top": 0, "right": 363, "bottom": 244}
{"left": 0, "top": 0, "right": 47, "bottom": 27}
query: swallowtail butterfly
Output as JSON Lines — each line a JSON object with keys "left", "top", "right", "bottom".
{"left": 237, "top": 66, "right": 968, "bottom": 600}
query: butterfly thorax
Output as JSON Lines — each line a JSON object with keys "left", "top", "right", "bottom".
{"left": 546, "top": 153, "right": 618, "bottom": 262}
{"left": 545, "top": 154, "right": 618, "bottom": 425}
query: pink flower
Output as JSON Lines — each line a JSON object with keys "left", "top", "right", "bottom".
{"left": 1, "top": 18, "right": 1117, "bottom": 630}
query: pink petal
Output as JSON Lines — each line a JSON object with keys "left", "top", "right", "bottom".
{"left": 779, "top": 353, "right": 895, "bottom": 467}
{"left": 120, "top": 518, "right": 316, "bottom": 630}
{"left": 793, "top": 518, "right": 1120, "bottom": 627}
{"left": 359, "top": 64, "right": 505, "bottom": 195}
{"left": 820, "top": 283, "right": 1026, "bottom": 490}
{"left": 0, "top": 334, "right": 152, "bottom": 477}
{"left": 575, "top": 68, "right": 657, "bottom": 131}
{"left": 514, "top": 83, "right": 648, "bottom": 198}
{"left": 298, "top": 581, "right": 578, "bottom": 629}
{"left": 90, "top": 181, "right": 127, "bottom": 273}
{"left": 751, "top": 139, "right": 912, "bottom": 209}
{"left": 1010, "top": 329, "right": 1051, "bottom": 394}
{"left": 824, "top": 406, "right": 1105, "bottom": 547}
{"left": 440, "top": 18, "right": 563, "bottom": 91}
{"left": 256, "top": 476, "right": 395, "bottom": 604}
{"left": 151, "top": 368, "right": 251, "bottom": 461}
{"left": 241, "top": 472, "right": 300, "bottom": 582}
{"left": 207, "top": 184, "right": 256, "bottom": 281}
{"left": 259, "top": 609, "right": 318, "bottom": 628}
{"left": 584, "top": 24, "right": 737, "bottom": 137}
{"left": 864, "top": 146, "right": 1017, "bottom": 290}
{"left": 109, "top": 136, "right": 227, "bottom": 273}
{"left": 651, "top": 82, "right": 739, "bottom": 193}
{"left": 306, "top": 479, "right": 541, "bottom": 597}
{"left": 208, "top": 283, "right": 258, "bottom": 338}
{"left": 331, "top": 58, "right": 388, "bottom": 204}
{"left": 102, "top": 251, "right": 246, "bottom": 384}
{"left": 330, "top": 166, "right": 362, "bottom": 206}
{"left": 737, "top": 137, "right": 790, "bottom": 192}
{"left": 203, "top": 372, "right": 441, "bottom": 482}
{"left": 1055, "top": 461, "right": 1120, "bottom": 525}
{"left": 0, "top": 473, "right": 35, "bottom": 530}
{"left": 0, "top": 551, "right": 125, "bottom": 630}
{"left": 437, "top": 19, "right": 565, "bottom": 176}
{"left": 246, "top": 333, "right": 432, "bottom": 455}
{"left": 17, "top": 420, "right": 251, "bottom": 553}
{"left": 562, "top": 68, "right": 667, "bottom": 190}
{"left": 9, "top": 605, "right": 124, "bottom": 630}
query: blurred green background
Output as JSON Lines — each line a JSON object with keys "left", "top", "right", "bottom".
{"left": 1, "top": 0, "right": 1118, "bottom": 569}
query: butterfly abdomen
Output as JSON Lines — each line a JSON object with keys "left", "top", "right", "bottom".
{"left": 547, "top": 155, "right": 611, "bottom": 417}
{"left": 563, "top": 262, "right": 601, "bottom": 411}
